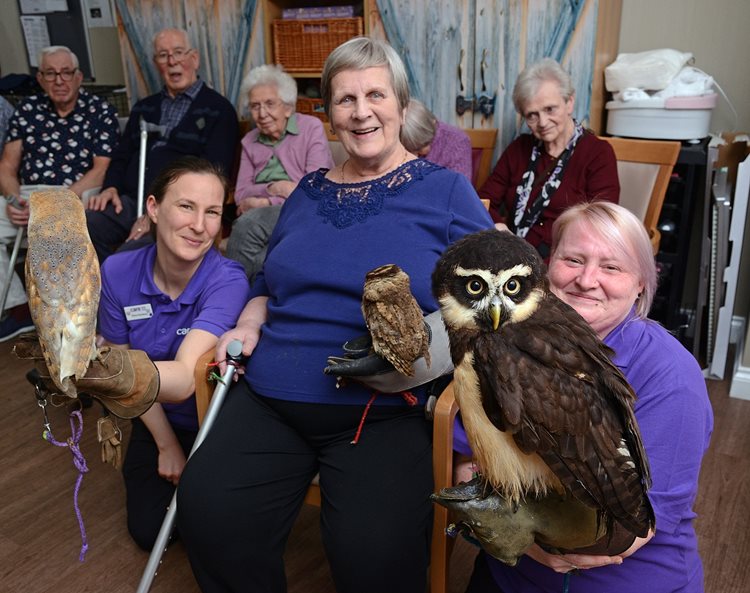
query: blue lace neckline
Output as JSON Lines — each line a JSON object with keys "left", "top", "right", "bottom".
{"left": 302, "top": 159, "right": 440, "bottom": 229}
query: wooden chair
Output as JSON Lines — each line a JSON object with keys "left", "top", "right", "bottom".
{"left": 599, "top": 136, "right": 681, "bottom": 254}
{"left": 464, "top": 128, "right": 498, "bottom": 191}
{"left": 194, "top": 348, "right": 459, "bottom": 590}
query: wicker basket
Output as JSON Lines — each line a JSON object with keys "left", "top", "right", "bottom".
{"left": 296, "top": 96, "right": 328, "bottom": 122}
{"left": 273, "top": 17, "right": 363, "bottom": 72}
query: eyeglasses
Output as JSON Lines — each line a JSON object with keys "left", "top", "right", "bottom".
{"left": 154, "top": 48, "right": 193, "bottom": 64}
{"left": 40, "top": 69, "right": 78, "bottom": 82}
{"left": 249, "top": 99, "right": 283, "bottom": 114}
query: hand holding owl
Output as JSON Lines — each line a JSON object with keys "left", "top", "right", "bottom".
{"left": 324, "top": 309, "right": 454, "bottom": 393}
{"left": 15, "top": 335, "right": 159, "bottom": 419}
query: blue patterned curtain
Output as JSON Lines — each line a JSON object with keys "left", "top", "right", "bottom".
{"left": 113, "top": 0, "right": 257, "bottom": 108}
{"left": 375, "top": 0, "right": 423, "bottom": 101}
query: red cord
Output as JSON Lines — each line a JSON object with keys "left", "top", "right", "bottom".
{"left": 350, "top": 390, "right": 419, "bottom": 445}
{"left": 351, "top": 393, "right": 378, "bottom": 445}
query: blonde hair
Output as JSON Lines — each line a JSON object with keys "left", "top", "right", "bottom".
{"left": 551, "top": 201, "right": 657, "bottom": 318}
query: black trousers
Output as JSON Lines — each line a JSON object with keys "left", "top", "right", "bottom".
{"left": 177, "top": 381, "right": 434, "bottom": 593}
{"left": 122, "top": 417, "right": 197, "bottom": 551}
{"left": 85, "top": 194, "right": 137, "bottom": 263}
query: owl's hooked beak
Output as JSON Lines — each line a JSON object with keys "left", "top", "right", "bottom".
{"left": 490, "top": 297, "right": 502, "bottom": 330}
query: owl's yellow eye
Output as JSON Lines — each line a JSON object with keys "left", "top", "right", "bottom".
{"left": 466, "top": 278, "right": 485, "bottom": 296}
{"left": 504, "top": 278, "right": 521, "bottom": 295}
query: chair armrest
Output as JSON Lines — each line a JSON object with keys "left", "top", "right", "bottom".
{"left": 194, "top": 347, "right": 215, "bottom": 425}
{"left": 431, "top": 381, "right": 460, "bottom": 593}
{"left": 433, "top": 382, "right": 459, "bottom": 491}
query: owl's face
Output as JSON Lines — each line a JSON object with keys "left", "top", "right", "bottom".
{"left": 433, "top": 230, "right": 547, "bottom": 332}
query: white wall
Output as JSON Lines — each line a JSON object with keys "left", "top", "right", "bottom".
{"left": 619, "top": 0, "right": 750, "bottom": 372}
{"left": 618, "top": 0, "right": 750, "bottom": 134}
{"left": 0, "top": 2, "right": 123, "bottom": 86}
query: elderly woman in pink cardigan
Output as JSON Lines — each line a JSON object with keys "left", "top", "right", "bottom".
{"left": 227, "top": 65, "right": 334, "bottom": 280}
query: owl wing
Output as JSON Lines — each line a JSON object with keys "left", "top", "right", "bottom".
{"left": 474, "top": 295, "right": 654, "bottom": 537}
{"left": 26, "top": 224, "right": 101, "bottom": 396}
{"left": 364, "top": 297, "right": 428, "bottom": 377}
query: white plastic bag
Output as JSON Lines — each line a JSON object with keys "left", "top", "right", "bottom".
{"left": 605, "top": 49, "right": 693, "bottom": 92}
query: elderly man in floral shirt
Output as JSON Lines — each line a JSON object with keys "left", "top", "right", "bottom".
{"left": 0, "top": 45, "right": 119, "bottom": 341}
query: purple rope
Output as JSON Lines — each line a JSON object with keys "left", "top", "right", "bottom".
{"left": 43, "top": 410, "right": 89, "bottom": 562}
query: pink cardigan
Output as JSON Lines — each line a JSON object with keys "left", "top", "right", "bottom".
{"left": 235, "top": 113, "right": 334, "bottom": 205}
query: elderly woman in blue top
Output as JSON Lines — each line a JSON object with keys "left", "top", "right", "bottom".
{"left": 177, "top": 37, "right": 494, "bottom": 593}
{"left": 98, "top": 157, "right": 249, "bottom": 551}
{"left": 456, "top": 201, "right": 713, "bottom": 593}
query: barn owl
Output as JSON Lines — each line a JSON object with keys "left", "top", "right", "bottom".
{"left": 25, "top": 188, "right": 100, "bottom": 397}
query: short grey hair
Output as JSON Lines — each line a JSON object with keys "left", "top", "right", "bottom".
{"left": 152, "top": 28, "right": 191, "bottom": 54}
{"left": 321, "top": 37, "right": 409, "bottom": 119}
{"left": 551, "top": 201, "right": 657, "bottom": 319}
{"left": 400, "top": 99, "right": 437, "bottom": 153}
{"left": 512, "top": 58, "right": 575, "bottom": 114}
{"left": 38, "top": 46, "right": 79, "bottom": 70}
{"left": 240, "top": 65, "right": 298, "bottom": 108}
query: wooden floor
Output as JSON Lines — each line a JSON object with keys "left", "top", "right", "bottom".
{"left": 1, "top": 338, "right": 749, "bottom": 593}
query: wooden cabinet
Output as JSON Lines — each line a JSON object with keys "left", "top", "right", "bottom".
{"left": 260, "top": 0, "right": 374, "bottom": 121}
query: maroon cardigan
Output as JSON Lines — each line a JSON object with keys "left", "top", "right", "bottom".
{"left": 478, "top": 132, "right": 619, "bottom": 258}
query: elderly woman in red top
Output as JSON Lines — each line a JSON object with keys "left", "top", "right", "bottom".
{"left": 479, "top": 58, "right": 619, "bottom": 260}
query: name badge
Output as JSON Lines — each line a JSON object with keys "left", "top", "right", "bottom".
{"left": 124, "top": 304, "right": 154, "bottom": 321}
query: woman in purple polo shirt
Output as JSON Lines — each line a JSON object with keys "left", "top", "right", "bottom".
{"left": 97, "top": 157, "right": 249, "bottom": 550}
{"left": 456, "top": 201, "right": 713, "bottom": 593}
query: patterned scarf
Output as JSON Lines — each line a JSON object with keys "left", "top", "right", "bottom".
{"left": 512, "top": 120, "right": 585, "bottom": 238}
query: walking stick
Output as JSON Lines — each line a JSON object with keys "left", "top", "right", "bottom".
{"left": 0, "top": 226, "right": 24, "bottom": 315}
{"left": 136, "top": 339, "right": 245, "bottom": 593}
{"left": 136, "top": 117, "right": 148, "bottom": 218}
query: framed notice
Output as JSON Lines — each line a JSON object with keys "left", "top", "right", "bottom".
{"left": 20, "top": 15, "right": 51, "bottom": 67}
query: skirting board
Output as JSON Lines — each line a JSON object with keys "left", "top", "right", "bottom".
{"left": 703, "top": 315, "right": 750, "bottom": 384}
{"left": 729, "top": 316, "right": 750, "bottom": 400}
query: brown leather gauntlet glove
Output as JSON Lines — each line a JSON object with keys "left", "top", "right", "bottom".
{"left": 14, "top": 336, "right": 159, "bottom": 419}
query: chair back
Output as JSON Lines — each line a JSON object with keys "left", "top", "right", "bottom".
{"left": 600, "top": 136, "right": 681, "bottom": 253}
{"left": 464, "top": 128, "right": 497, "bottom": 191}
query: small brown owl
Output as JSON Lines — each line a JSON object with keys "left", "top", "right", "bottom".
{"left": 25, "top": 189, "right": 101, "bottom": 397}
{"left": 362, "top": 264, "right": 430, "bottom": 377}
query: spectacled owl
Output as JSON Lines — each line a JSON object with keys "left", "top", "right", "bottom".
{"left": 431, "top": 229, "right": 654, "bottom": 547}
{"left": 25, "top": 189, "right": 100, "bottom": 397}
{"left": 362, "top": 264, "right": 430, "bottom": 377}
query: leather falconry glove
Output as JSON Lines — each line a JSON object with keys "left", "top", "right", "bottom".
{"left": 14, "top": 335, "right": 159, "bottom": 420}
{"left": 324, "top": 310, "right": 454, "bottom": 393}
{"left": 432, "top": 477, "right": 637, "bottom": 566}
{"left": 97, "top": 415, "right": 123, "bottom": 469}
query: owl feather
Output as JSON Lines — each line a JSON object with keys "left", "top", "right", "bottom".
{"left": 362, "top": 264, "right": 430, "bottom": 377}
{"left": 26, "top": 189, "right": 101, "bottom": 397}
{"left": 432, "top": 229, "right": 654, "bottom": 540}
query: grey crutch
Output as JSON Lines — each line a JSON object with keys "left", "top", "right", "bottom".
{"left": 136, "top": 339, "right": 245, "bottom": 593}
